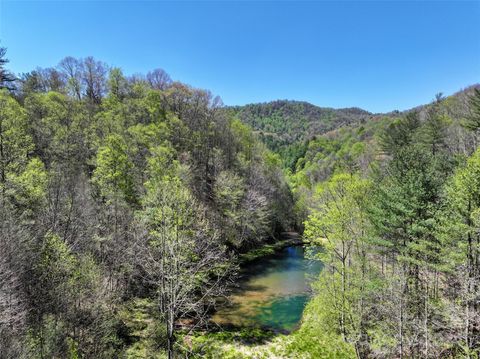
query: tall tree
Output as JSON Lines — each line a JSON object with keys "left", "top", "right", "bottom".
{"left": 304, "top": 173, "right": 373, "bottom": 357}
{"left": 0, "top": 47, "right": 15, "bottom": 90}
{"left": 107, "top": 67, "right": 128, "bottom": 100}
{"left": 59, "top": 56, "right": 83, "bottom": 100}
{"left": 440, "top": 148, "right": 480, "bottom": 353}
{"left": 146, "top": 68, "right": 172, "bottom": 90}
{"left": 136, "top": 148, "right": 230, "bottom": 359}
{"left": 82, "top": 57, "right": 107, "bottom": 105}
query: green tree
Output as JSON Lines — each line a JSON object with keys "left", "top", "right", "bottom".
{"left": 440, "top": 148, "right": 480, "bottom": 353}
{"left": 0, "top": 47, "right": 15, "bottom": 90}
{"left": 0, "top": 90, "right": 47, "bottom": 213}
{"left": 421, "top": 105, "right": 450, "bottom": 156}
{"left": 107, "top": 67, "right": 128, "bottom": 100}
{"left": 379, "top": 112, "right": 420, "bottom": 155}
{"left": 0, "top": 90, "right": 33, "bottom": 186}
{"left": 213, "top": 170, "right": 245, "bottom": 246}
{"left": 28, "top": 232, "right": 121, "bottom": 359}
{"left": 92, "top": 134, "right": 136, "bottom": 205}
{"left": 369, "top": 139, "right": 451, "bottom": 357}
{"left": 304, "top": 173, "right": 374, "bottom": 356}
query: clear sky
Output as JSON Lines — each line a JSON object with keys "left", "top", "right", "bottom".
{"left": 1, "top": 1, "right": 479, "bottom": 113}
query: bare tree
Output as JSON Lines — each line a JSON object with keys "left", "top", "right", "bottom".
{"left": 58, "top": 56, "right": 83, "bottom": 99}
{"left": 0, "top": 208, "right": 29, "bottom": 359}
{"left": 82, "top": 57, "right": 108, "bottom": 104}
{"left": 135, "top": 177, "right": 232, "bottom": 359}
{"left": 146, "top": 68, "right": 172, "bottom": 90}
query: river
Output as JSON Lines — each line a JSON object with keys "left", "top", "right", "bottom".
{"left": 212, "top": 245, "right": 323, "bottom": 332}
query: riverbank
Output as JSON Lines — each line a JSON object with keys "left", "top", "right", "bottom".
{"left": 183, "top": 234, "right": 333, "bottom": 358}
{"left": 186, "top": 330, "right": 290, "bottom": 358}
{"left": 185, "top": 290, "right": 356, "bottom": 358}
{"left": 120, "top": 233, "right": 310, "bottom": 358}
{"left": 238, "top": 232, "right": 303, "bottom": 264}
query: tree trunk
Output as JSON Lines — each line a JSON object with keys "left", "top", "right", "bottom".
{"left": 167, "top": 333, "right": 174, "bottom": 359}
{"left": 167, "top": 309, "right": 175, "bottom": 359}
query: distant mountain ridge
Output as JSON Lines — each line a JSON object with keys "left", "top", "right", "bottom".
{"left": 226, "top": 100, "right": 372, "bottom": 145}
{"left": 228, "top": 85, "right": 479, "bottom": 146}
{"left": 226, "top": 85, "right": 479, "bottom": 169}
{"left": 224, "top": 100, "right": 374, "bottom": 169}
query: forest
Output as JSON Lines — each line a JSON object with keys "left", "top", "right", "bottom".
{"left": 1, "top": 46, "right": 480, "bottom": 358}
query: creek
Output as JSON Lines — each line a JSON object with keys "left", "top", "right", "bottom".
{"left": 212, "top": 245, "right": 323, "bottom": 331}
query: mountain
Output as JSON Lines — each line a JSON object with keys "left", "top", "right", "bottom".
{"left": 289, "top": 84, "right": 480, "bottom": 189}
{"left": 228, "top": 86, "right": 479, "bottom": 169}
{"left": 227, "top": 100, "right": 372, "bottom": 145}
{"left": 225, "top": 100, "right": 372, "bottom": 169}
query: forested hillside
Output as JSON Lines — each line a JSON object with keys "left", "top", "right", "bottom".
{"left": 226, "top": 101, "right": 373, "bottom": 169}
{"left": 286, "top": 86, "right": 480, "bottom": 358}
{"left": 2, "top": 44, "right": 480, "bottom": 359}
{"left": 189, "top": 87, "right": 480, "bottom": 358}
{"left": 0, "top": 51, "right": 294, "bottom": 358}
{"left": 183, "top": 86, "right": 480, "bottom": 358}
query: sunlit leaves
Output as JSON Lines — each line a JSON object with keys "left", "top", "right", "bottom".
{"left": 92, "top": 134, "right": 136, "bottom": 204}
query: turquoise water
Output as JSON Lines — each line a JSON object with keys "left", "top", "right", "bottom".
{"left": 212, "top": 246, "right": 323, "bottom": 331}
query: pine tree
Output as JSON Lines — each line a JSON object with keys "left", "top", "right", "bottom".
{"left": 0, "top": 47, "right": 16, "bottom": 90}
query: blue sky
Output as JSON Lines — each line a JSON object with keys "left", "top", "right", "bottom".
{"left": 1, "top": 1, "right": 479, "bottom": 112}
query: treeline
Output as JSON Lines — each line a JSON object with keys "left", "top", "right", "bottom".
{"left": 293, "top": 89, "right": 480, "bottom": 357}
{"left": 0, "top": 49, "right": 293, "bottom": 358}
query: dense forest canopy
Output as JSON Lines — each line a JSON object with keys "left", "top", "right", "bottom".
{"left": 281, "top": 85, "right": 480, "bottom": 358}
{"left": 0, "top": 49, "right": 294, "bottom": 358}
{"left": 1, "top": 45, "right": 480, "bottom": 358}
{"left": 226, "top": 101, "right": 373, "bottom": 170}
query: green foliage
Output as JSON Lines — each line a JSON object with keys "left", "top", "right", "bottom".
{"left": 108, "top": 67, "right": 128, "bottom": 100}
{"left": 464, "top": 88, "right": 480, "bottom": 132}
{"left": 228, "top": 100, "right": 370, "bottom": 169}
{"left": 286, "top": 290, "right": 357, "bottom": 359}
{"left": 293, "top": 89, "right": 480, "bottom": 357}
{"left": 304, "top": 172, "right": 371, "bottom": 248}
{"left": 445, "top": 147, "right": 480, "bottom": 218}
{"left": 231, "top": 118, "right": 255, "bottom": 161}
{"left": 0, "top": 47, "right": 16, "bottom": 89}
{"left": 379, "top": 111, "right": 420, "bottom": 155}
{"left": 118, "top": 298, "right": 167, "bottom": 358}
{"left": 1, "top": 57, "right": 295, "bottom": 359}
{"left": 6, "top": 158, "right": 47, "bottom": 210}
{"left": 144, "top": 144, "right": 178, "bottom": 183}
{"left": 2, "top": 53, "right": 479, "bottom": 358}
{"left": 189, "top": 328, "right": 298, "bottom": 359}
{"left": 26, "top": 315, "right": 70, "bottom": 359}
{"left": 92, "top": 134, "right": 136, "bottom": 204}
{"left": 302, "top": 173, "right": 377, "bottom": 356}
{"left": 39, "top": 232, "right": 76, "bottom": 279}
{"left": 0, "top": 89, "right": 34, "bottom": 185}
{"left": 437, "top": 149, "right": 480, "bottom": 353}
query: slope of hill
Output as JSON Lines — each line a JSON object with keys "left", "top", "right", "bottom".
{"left": 225, "top": 101, "right": 372, "bottom": 169}
{"left": 229, "top": 86, "right": 479, "bottom": 170}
